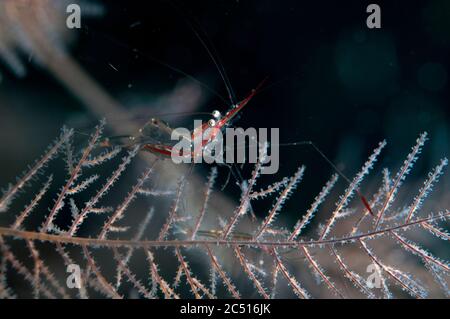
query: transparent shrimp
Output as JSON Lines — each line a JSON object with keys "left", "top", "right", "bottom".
{"left": 91, "top": 5, "right": 375, "bottom": 216}
{"left": 98, "top": 78, "right": 267, "bottom": 160}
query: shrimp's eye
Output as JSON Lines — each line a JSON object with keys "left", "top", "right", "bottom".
{"left": 208, "top": 119, "right": 216, "bottom": 127}
{"left": 212, "top": 110, "right": 221, "bottom": 119}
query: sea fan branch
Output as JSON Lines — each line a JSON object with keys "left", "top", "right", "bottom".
{"left": 254, "top": 166, "right": 305, "bottom": 240}
{"left": 234, "top": 246, "right": 269, "bottom": 299}
{"left": 42, "top": 122, "right": 104, "bottom": 232}
{"left": 374, "top": 133, "right": 428, "bottom": 229}
{"left": 405, "top": 158, "right": 448, "bottom": 223}
{"left": 221, "top": 143, "right": 268, "bottom": 239}
{"left": 0, "top": 123, "right": 448, "bottom": 299}
{"left": 191, "top": 167, "right": 217, "bottom": 240}
{"left": 0, "top": 129, "right": 72, "bottom": 213}
{"left": 289, "top": 174, "right": 338, "bottom": 240}
{"left": 68, "top": 146, "right": 139, "bottom": 236}
{"left": 320, "top": 140, "right": 386, "bottom": 239}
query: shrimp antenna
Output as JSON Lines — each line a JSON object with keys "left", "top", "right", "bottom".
{"left": 78, "top": 26, "right": 228, "bottom": 105}
{"left": 279, "top": 141, "right": 375, "bottom": 216}
{"left": 73, "top": 130, "right": 91, "bottom": 137}
{"left": 147, "top": 111, "right": 212, "bottom": 118}
{"left": 189, "top": 24, "right": 237, "bottom": 106}
{"left": 165, "top": 0, "right": 238, "bottom": 106}
{"left": 281, "top": 141, "right": 354, "bottom": 185}
{"left": 129, "top": 46, "right": 229, "bottom": 105}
